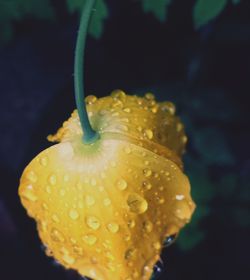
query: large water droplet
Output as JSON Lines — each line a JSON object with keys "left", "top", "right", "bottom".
{"left": 143, "top": 168, "right": 152, "bottom": 177}
{"left": 50, "top": 228, "right": 65, "bottom": 242}
{"left": 39, "top": 156, "right": 48, "bottom": 167}
{"left": 164, "top": 234, "right": 177, "bottom": 247}
{"left": 151, "top": 260, "right": 164, "bottom": 280}
{"left": 142, "top": 221, "right": 153, "bottom": 233}
{"left": 144, "top": 129, "right": 153, "bottom": 140}
{"left": 142, "top": 181, "right": 152, "bottom": 190}
{"left": 82, "top": 234, "right": 97, "bottom": 245}
{"left": 107, "top": 222, "right": 119, "bottom": 233}
{"left": 86, "top": 216, "right": 100, "bottom": 230}
{"left": 26, "top": 171, "right": 37, "bottom": 183}
{"left": 69, "top": 209, "right": 79, "bottom": 220}
{"left": 85, "top": 95, "right": 97, "bottom": 105}
{"left": 117, "top": 179, "right": 128, "bottom": 191}
{"left": 21, "top": 185, "right": 37, "bottom": 202}
{"left": 127, "top": 193, "right": 148, "bottom": 214}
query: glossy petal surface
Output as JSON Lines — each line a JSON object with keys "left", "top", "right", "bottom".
{"left": 19, "top": 91, "right": 195, "bottom": 280}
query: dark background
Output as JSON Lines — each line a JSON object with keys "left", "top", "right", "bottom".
{"left": 0, "top": 0, "right": 250, "bottom": 279}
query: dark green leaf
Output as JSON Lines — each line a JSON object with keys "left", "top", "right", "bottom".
{"left": 66, "top": 0, "right": 109, "bottom": 39}
{"left": 0, "top": 0, "right": 55, "bottom": 43}
{"left": 193, "top": 0, "right": 228, "bottom": 29}
{"left": 141, "top": 0, "right": 172, "bottom": 22}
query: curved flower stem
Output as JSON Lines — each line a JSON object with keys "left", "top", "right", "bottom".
{"left": 74, "top": 0, "right": 99, "bottom": 144}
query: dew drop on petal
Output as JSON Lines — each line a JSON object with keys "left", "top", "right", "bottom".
{"left": 142, "top": 220, "right": 153, "bottom": 233}
{"left": 69, "top": 209, "right": 79, "bottom": 220}
{"left": 39, "top": 156, "right": 48, "bottom": 167}
{"left": 127, "top": 193, "right": 148, "bottom": 214}
{"left": 106, "top": 222, "right": 119, "bottom": 233}
{"left": 26, "top": 171, "right": 37, "bottom": 183}
{"left": 82, "top": 234, "right": 97, "bottom": 245}
{"left": 164, "top": 234, "right": 177, "bottom": 247}
{"left": 86, "top": 216, "right": 100, "bottom": 230}
{"left": 143, "top": 168, "right": 152, "bottom": 177}
{"left": 21, "top": 185, "right": 37, "bottom": 202}
{"left": 50, "top": 228, "right": 65, "bottom": 242}
{"left": 144, "top": 129, "right": 154, "bottom": 140}
{"left": 117, "top": 179, "right": 128, "bottom": 191}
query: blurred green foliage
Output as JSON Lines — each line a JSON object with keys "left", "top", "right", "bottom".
{"left": 66, "top": 0, "right": 108, "bottom": 39}
{"left": 141, "top": 0, "right": 172, "bottom": 22}
{"left": 193, "top": 0, "right": 228, "bottom": 29}
{"left": 0, "top": 0, "right": 240, "bottom": 44}
{"left": 0, "top": 0, "right": 54, "bottom": 42}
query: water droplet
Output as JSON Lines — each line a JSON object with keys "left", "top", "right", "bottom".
{"left": 26, "top": 171, "right": 37, "bottom": 183}
{"left": 51, "top": 228, "right": 65, "bottom": 242}
{"left": 145, "top": 92, "right": 155, "bottom": 100}
{"left": 52, "top": 214, "right": 60, "bottom": 223}
{"left": 142, "top": 181, "right": 152, "bottom": 190}
{"left": 85, "top": 95, "right": 97, "bottom": 104}
{"left": 164, "top": 234, "right": 177, "bottom": 247}
{"left": 107, "top": 222, "right": 119, "bottom": 233}
{"left": 144, "top": 129, "right": 153, "bottom": 140}
{"left": 182, "top": 135, "right": 188, "bottom": 144}
{"left": 62, "top": 253, "right": 75, "bottom": 265}
{"left": 176, "top": 123, "right": 183, "bottom": 132}
{"left": 85, "top": 195, "right": 95, "bottom": 206}
{"left": 48, "top": 174, "right": 57, "bottom": 185}
{"left": 82, "top": 234, "right": 97, "bottom": 245}
{"left": 86, "top": 216, "right": 100, "bottom": 230}
{"left": 73, "top": 245, "right": 83, "bottom": 256}
{"left": 151, "top": 260, "right": 164, "bottom": 280}
{"left": 143, "top": 168, "right": 152, "bottom": 177}
{"left": 21, "top": 185, "right": 37, "bottom": 202}
{"left": 69, "top": 209, "right": 79, "bottom": 220}
{"left": 176, "top": 194, "right": 185, "bottom": 201}
{"left": 111, "top": 89, "right": 126, "bottom": 99}
{"left": 142, "top": 221, "right": 153, "bottom": 233}
{"left": 39, "top": 157, "right": 48, "bottom": 166}
{"left": 103, "top": 198, "right": 111, "bottom": 206}
{"left": 161, "top": 102, "right": 176, "bottom": 115}
{"left": 117, "top": 179, "right": 127, "bottom": 190}
{"left": 127, "top": 219, "right": 136, "bottom": 228}
{"left": 127, "top": 193, "right": 148, "bottom": 214}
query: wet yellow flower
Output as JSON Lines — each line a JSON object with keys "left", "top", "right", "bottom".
{"left": 19, "top": 90, "right": 195, "bottom": 280}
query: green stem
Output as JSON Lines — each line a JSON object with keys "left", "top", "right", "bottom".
{"left": 74, "top": 0, "right": 99, "bottom": 144}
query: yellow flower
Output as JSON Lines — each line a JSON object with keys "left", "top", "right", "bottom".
{"left": 19, "top": 90, "right": 195, "bottom": 280}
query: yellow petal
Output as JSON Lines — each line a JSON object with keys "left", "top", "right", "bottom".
{"left": 19, "top": 91, "right": 195, "bottom": 280}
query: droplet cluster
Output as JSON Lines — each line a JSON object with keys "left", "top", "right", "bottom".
{"left": 19, "top": 90, "right": 195, "bottom": 280}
